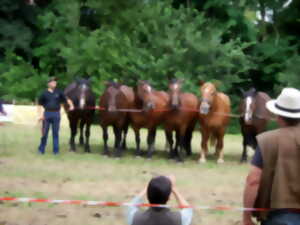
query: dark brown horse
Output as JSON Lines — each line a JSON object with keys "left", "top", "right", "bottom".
{"left": 129, "top": 80, "right": 169, "bottom": 158}
{"left": 164, "top": 79, "right": 198, "bottom": 161}
{"left": 198, "top": 81, "right": 231, "bottom": 163}
{"left": 99, "top": 82, "right": 134, "bottom": 157}
{"left": 238, "top": 88, "right": 272, "bottom": 162}
{"left": 64, "top": 78, "right": 96, "bottom": 152}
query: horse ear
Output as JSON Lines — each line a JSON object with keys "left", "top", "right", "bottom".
{"left": 212, "top": 80, "right": 221, "bottom": 88}
{"left": 239, "top": 88, "right": 245, "bottom": 94}
{"left": 104, "top": 81, "right": 109, "bottom": 86}
{"left": 199, "top": 80, "right": 205, "bottom": 86}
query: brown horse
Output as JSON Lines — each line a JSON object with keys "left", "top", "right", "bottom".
{"left": 164, "top": 79, "right": 198, "bottom": 161}
{"left": 99, "top": 82, "right": 134, "bottom": 157}
{"left": 129, "top": 80, "right": 169, "bottom": 158}
{"left": 238, "top": 88, "right": 271, "bottom": 162}
{"left": 198, "top": 81, "right": 231, "bottom": 163}
{"left": 64, "top": 78, "right": 96, "bottom": 153}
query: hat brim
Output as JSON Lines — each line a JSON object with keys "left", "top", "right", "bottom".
{"left": 266, "top": 100, "right": 300, "bottom": 119}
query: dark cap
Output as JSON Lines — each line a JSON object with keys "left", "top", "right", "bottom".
{"left": 48, "top": 76, "right": 58, "bottom": 83}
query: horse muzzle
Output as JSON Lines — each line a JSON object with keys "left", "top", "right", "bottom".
{"left": 200, "top": 102, "right": 210, "bottom": 115}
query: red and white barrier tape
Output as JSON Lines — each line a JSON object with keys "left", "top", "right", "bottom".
{"left": 0, "top": 197, "right": 270, "bottom": 211}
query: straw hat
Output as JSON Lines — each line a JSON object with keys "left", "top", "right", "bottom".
{"left": 266, "top": 88, "right": 300, "bottom": 118}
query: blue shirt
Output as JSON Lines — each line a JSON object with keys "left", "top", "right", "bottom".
{"left": 251, "top": 146, "right": 263, "bottom": 169}
{"left": 38, "top": 89, "right": 66, "bottom": 111}
{"left": 126, "top": 196, "right": 193, "bottom": 225}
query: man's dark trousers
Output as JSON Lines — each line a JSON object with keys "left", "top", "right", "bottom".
{"left": 38, "top": 111, "right": 61, "bottom": 154}
{"left": 262, "top": 211, "right": 300, "bottom": 225}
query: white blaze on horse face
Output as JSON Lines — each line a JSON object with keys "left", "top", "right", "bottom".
{"left": 245, "top": 97, "right": 253, "bottom": 123}
{"left": 79, "top": 84, "right": 87, "bottom": 109}
{"left": 146, "top": 85, "right": 152, "bottom": 93}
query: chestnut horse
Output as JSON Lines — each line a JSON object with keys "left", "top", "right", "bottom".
{"left": 99, "top": 82, "right": 134, "bottom": 157}
{"left": 164, "top": 79, "right": 198, "bottom": 161}
{"left": 64, "top": 78, "right": 96, "bottom": 153}
{"left": 129, "top": 80, "right": 169, "bottom": 158}
{"left": 198, "top": 82, "right": 231, "bottom": 163}
{"left": 238, "top": 88, "right": 271, "bottom": 162}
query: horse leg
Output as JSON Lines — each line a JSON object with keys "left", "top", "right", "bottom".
{"left": 147, "top": 128, "right": 156, "bottom": 159}
{"left": 240, "top": 136, "right": 248, "bottom": 163}
{"left": 184, "top": 124, "right": 194, "bottom": 156}
{"left": 133, "top": 127, "right": 141, "bottom": 156}
{"left": 84, "top": 120, "right": 91, "bottom": 153}
{"left": 113, "top": 125, "right": 122, "bottom": 158}
{"left": 165, "top": 130, "right": 174, "bottom": 159}
{"left": 122, "top": 121, "right": 129, "bottom": 150}
{"left": 174, "top": 131, "right": 180, "bottom": 158}
{"left": 79, "top": 119, "right": 85, "bottom": 146}
{"left": 215, "top": 129, "right": 225, "bottom": 164}
{"left": 199, "top": 127, "right": 210, "bottom": 163}
{"left": 102, "top": 126, "right": 110, "bottom": 155}
{"left": 69, "top": 117, "right": 78, "bottom": 152}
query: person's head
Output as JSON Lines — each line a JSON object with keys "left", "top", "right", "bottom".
{"left": 147, "top": 176, "right": 172, "bottom": 205}
{"left": 266, "top": 88, "right": 300, "bottom": 127}
{"left": 47, "top": 77, "right": 57, "bottom": 90}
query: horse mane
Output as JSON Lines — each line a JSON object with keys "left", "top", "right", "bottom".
{"left": 106, "top": 81, "right": 122, "bottom": 89}
{"left": 254, "top": 92, "right": 271, "bottom": 119}
{"left": 169, "top": 78, "right": 179, "bottom": 84}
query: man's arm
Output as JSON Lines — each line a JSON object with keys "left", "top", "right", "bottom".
{"left": 168, "top": 175, "right": 193, "bottom": 225}
{"left": 66, "top": 97, "right": 74, "bottom": 111}
{"left": 37, "top": 105, "right": 45, "bottom": 122}
{"left": 126, "top": 186, "right": 147, "bottom": 225}
{"left": 243, "top": 165, "right": 262, "bottom": 225}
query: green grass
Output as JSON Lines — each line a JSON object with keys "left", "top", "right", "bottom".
{"left": 0, "top": 123, "right": 251, "bottom": 225}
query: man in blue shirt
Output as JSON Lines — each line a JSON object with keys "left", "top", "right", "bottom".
{"left": 126, "top": 175, "right": 193, "bottom": 225}
{"left": 0, "top": 100, "right": 6, "bottom": 116}
{"left": 37, "top": 77, "right": 74, "bottom": 154}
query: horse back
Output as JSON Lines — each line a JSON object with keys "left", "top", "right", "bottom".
{"left": 180, "top": 92, "right": 198, "bottom": 109}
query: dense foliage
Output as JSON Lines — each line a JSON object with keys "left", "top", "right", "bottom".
{"left": 0, "top": 0, "right": 299, "bottom": 114}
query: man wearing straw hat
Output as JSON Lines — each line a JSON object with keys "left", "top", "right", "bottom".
{"left": 37, "top": 77, "right": 74, "bottom": 154}
{"left": 243, "top": 88, "right": 300, "bottom": 225}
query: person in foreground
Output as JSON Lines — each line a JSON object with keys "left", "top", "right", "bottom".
{"left": 243, "top": 87, "right": 300, "bottom": 225}
{"left": 37, "top": 77, "right": 74, "bottom": 154}
{"left": 0, "top": 100, "right": 6, "bottom": 116}
{"left": 126, "top": 175, "right": 193, "bottom": 225}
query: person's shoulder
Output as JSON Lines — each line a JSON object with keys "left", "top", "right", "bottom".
{"left": 257, "top": 129, "right": 281, "bottom": 140}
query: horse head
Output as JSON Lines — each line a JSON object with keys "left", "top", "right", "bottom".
{"left": 168, "top": 79, "right": 183, "bottom": 110}
{"left": 242, "top": 88, "right": 257, "bottom": 124}
{"left": 199, "top": 82, "right": 217, "bottom": 115}
{"left": 75, "top": 78, "right": 91, "bottom": 110}
{"left": 137, "top": 80, "right": 155, "bottom": 111}
{"left": 105, "top": 81, "right": 121, "bottom": 112}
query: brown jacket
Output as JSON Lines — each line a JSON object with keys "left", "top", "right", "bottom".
{"left": 132, "top": 208, "right": 181, "bottom": 225}
{"left": 254, "top": 125, "right": 300, "bottom": 220}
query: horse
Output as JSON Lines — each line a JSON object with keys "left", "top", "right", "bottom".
{"left": 238, "top": 88, "right": 272, "bottom": 162}
{"left": 198, "top": 81, "right": 231, "bottom": 164}
{"left": 164, "top": 79, "right": 198, "bottom": 162}
{"left": 129, "top": 80, "right": 169, "bottom": 158}
{"left": 64, "top": 78, "right": 96, "bottom": 153}
{"left": 99, "top": 82, "right": 134, "bottom": 157}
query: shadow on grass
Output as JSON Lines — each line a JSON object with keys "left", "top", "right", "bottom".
{"left": 59, "top": 142, "right": 243, "bottom": 165}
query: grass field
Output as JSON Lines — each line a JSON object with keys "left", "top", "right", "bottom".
{"left": 0, "top": 123, "right": 252, "bottom": 225}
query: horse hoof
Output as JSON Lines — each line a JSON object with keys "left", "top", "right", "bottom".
{"left": 198, "top": 158, "right": 206, "bottom": 163}
{"left": 217, "top": 159, "right": 224, "bottom": 164}
{"left": 102, "top": 151, "right": 110, "bottom": 156}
